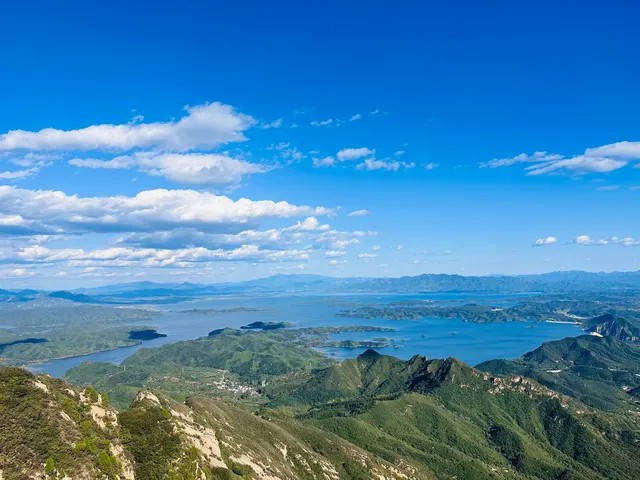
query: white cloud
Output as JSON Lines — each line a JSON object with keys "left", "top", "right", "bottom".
{"left": 612, "top": 236, "right": 640, "bottom": 247}
{"left": 596, "top": 185, "right": 619, "bottom": 191}
{"left": 394, "top": 151, "right": 405, "bottom": 156}
{"left": 424, "top": 162, "right": 439, "bottom": 170}
{"left": 328, "top": 238, "right": 360, "bottom": 249}
{"left": 313, "top": 229, "right": 374, "bottom": 250}
{"left": 358, "top": 253, "right": 378, "bottom": 259}
{"left": 0, "top": 186, "right": 333, "bottom": 236}
{"left": 69, "top": 151, "right": 267, "bottom": 185}
{"left": 258, "top": 118, "right": 283, "bottom": 129}
{"left": 3, "top": 152, "right": 61, "bottom": 167}
{"left": 370, "top": 109, "right": 380, "bottom": 116}
{"left": 3, "top": 244, "right": 312, "bottom": 268}
{"left": 482, "top": 141, "right": 640, "bottom": 176}
{"left": 0, "top": 166, "right": 41, "bottom": 180}
{"left": 278, "top": 146, "right": 305, "bottom": 163}
{"left": 574, "top": 235, "right": 609, "bottom": 246}
{"left": 370, "top": 245, "right": 381, "bottom": 251}
{"left": 586, "top": 141, "right": 640, "bottom": 159}
{"left": 6, "top": 268, "right": 35, "bottom": 277}
{"left": 396, "top": 244, "right": 404, "bottom": 250}
{"left": 284, "top": 216, "right": 330, "bottom": 232}
{"left": 356, "top": 159, "right": 415, "bottom": 171}
{"left": 336, "top": 147, "right": 375, "bottom": 162}
{"left": 534, "top": 236, "right": 557, "bottom": 246}
{"left": 348, "top": 209, "right": 370, "bottom": 217}
{"left": 312, "top": 156, "right": 335, "bottom": 168}
{"left": 325, "top": 250, "right": 346, "bottom": 258}
{"left": 310, "top": 119, "right": 333, "bottom": 127}
{"left": 0, "top": 102, "right": 255, "bottom": 152}
{"left": 328, "top": 259, "right": 348, "bottom": 266}
{"left": 526, "top": 156, "right": 627, "bottom": 176}
{"left": 349, "top": 114, "right": 362, "bottom": 121}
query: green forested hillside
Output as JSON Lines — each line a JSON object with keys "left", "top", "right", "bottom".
{"left": 9, "top": 345, "right": 640, "bottom": 479}
{"left": 57, "top": 326, "right": 640, "bottom": 479}
{"left": 477, "top": 334, "right": 640, "bottom": 411}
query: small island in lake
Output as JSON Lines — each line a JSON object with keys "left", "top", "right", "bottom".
{"left": 128, "top": 329, "right": 167, "bottom": 341}
{"left": 240, "top": 321, "right": 294, "bottom": 330}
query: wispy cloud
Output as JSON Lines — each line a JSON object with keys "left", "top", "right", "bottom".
{"left": 310, "top": 119, "right": 333, "bottom": 127}
{"left": 347, "top": 209, "right": 370, "bottom": 217}
{"left": 312, "top": 156, "right": 335, "bottom": 168}
{"left": 349, "top": 113, "right": 362, "bottom": 121}
{"left": 481, "top": 141, "right": 640, "bottom": 176}
{"left": 356, "top": 158, "right": 415, "bottom": 171}
{"left": 258, "top": 118, "right": 283, "bottom": 129}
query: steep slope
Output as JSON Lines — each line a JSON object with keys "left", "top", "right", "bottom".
{"left": 0, "top": 367, "right": 421, "bottom": 479}
{"left": 585, "top": 313, "right": 640, "bottom": 342}
{"left": 0, "top": 367, "right": 133, "bottom": 480}
{"left": 477, "top": 334, "right": 640, "bottom": 411}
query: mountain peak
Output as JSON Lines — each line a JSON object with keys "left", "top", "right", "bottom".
{"left": 358, "top": 348, "right": 382, "bottom": 360}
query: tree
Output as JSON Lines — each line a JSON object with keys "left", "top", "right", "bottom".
{"left": 45, "top": 457, "right": 56, "bottom": 476}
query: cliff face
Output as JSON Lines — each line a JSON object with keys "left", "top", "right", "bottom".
{"left": 0, "top": 367, "right": 421, "bottom": 480}
{"left": 586, "top": 314, "right": 640, "bottom": 342}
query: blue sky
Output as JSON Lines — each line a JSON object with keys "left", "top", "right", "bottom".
{"left": 1, "top": 1, "right": 640, "bottom": 288}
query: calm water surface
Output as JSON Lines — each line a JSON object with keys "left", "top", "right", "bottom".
{"left": 28, "top": 293, "right": 582, "bottom": 377}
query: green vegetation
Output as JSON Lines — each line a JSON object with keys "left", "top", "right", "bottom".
{"left": 477, "top": 333, "right": 640, "bottom": 411}
{"left": 0, "top": 324, "right": 162, "bottom": 366}
{"left": 65, "top": 326, "right": 395, "bottom": 408}
{"left": 8, "top": 325, "right": 640, "bottom": 479}
{"left": 0, "top": 366, "right": 129, "bottom": 479}
{"left": 239, "top": 321, "right": 293, "bottom": 330}
{"left": 0, "top": 304, "right": 160, "bottom": 366}
{"left": 66, "top": 328, "right": 335, "bottom": 409}
{"left": 119, "top": 399, "right": 206, "bottom": 479}
{"left": 585, "top": 313, "right": 640, "bottom": 342}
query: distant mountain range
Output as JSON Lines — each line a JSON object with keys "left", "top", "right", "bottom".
{"left": 3, "top": 270, "right": 640, "bottom": 305}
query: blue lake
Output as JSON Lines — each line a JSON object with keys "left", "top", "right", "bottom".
{"left": 28, "top": 293, "right": 582, "bottom": 377}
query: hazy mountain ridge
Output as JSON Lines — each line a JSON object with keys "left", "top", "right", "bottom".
{"left": 5, "top": 271, "right": 640, "bottom": 306}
